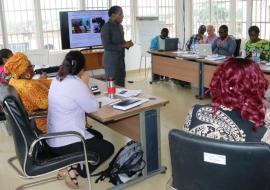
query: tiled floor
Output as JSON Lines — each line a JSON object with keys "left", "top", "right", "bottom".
{"left": 0, "top": 70, "right": 210, "bottom": 190}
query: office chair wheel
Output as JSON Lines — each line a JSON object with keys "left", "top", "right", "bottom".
{"left": 149, "top": 81, "right": 153, "bottom": 84}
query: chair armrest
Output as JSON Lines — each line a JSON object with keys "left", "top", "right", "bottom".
{"left": 29, "top": 109, "right": 48, "bottom": 120}
{"left": 28, "top": 131, "right": 100, "bottom": 165}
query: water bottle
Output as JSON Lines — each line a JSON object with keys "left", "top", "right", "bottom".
{"left": 177, "top": 41, "right": 181, "bottom": 51}
{"left": 241, "top": 49, "right": 246, "bottom": 58}
{"left": 194, "top": 43, "right": 199, "bottom": 55}
{"left": 252, "top": 49, "right": 256, "bottom": 61}
{"left": 252, "top": 49, "right": 260, "bottom": 63}
{"left": 190, "top": 38, "right": 195, "bottom": 54}
{"left": 256, "top": 51, "right": 261, "bottom": 63}
{"left": 191, "top": 39, "right": 196, "bottom": 54}
{"left": 107, "top": 77, "right": 115, "bottom": 99}
{"left": 191, "top": 44, "right": 195, "bottom": 54}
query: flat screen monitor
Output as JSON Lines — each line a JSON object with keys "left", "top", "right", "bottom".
{"left": 59, "top": 10, "right": 109, "bottom": 49}
{"left": 165, "top": 38, "right": 179, "bottom": 51}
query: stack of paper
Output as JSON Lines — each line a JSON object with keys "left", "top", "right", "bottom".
{"left": 173, "top": 50, "right": 189, "bottom": 54}
{"left": 261, "top": 60, "right": 270, "bottom": 66}
{"left": 205, "top": 55, "right": 226, "bottom": 61}
{"left": 180, "top": 54, "right": 203, "bottom": 59}
{"left": 115, "top": 88, "right": 142, "bottom": 98}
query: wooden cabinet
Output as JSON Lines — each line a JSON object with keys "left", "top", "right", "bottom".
{"left": 81, "top": 49, "right": 104, "bottom": 70}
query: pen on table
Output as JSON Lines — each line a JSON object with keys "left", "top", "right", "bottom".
{"left": 98, "top": 101, "right": 102, "bottom": 108}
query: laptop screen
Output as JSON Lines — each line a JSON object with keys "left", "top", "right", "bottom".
{"left": 165, "top": 38, "right": 179, "bottom": 51}
{"left": 197, "top": 44, "right": 212, "bottom": 57}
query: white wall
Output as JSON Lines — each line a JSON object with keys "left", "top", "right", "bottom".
{"left": 26, "top": 50, "right": 66, "bottom": 69}
{"left": 125, "top": 43, "right": 148, "bottom": 71}
{"left": 30, "top": 44, "right": 144, "bottom": 72}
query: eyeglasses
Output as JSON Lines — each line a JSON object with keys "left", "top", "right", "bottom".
{"left": 218, "top": 30, "right": 227, "bottom": 34}
{"left": 28, "top": 64, "right": 35, "bottom": 69}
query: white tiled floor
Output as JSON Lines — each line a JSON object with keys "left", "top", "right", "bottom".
{"left": 0, "top": 70, "right": 210, "bottom": 190}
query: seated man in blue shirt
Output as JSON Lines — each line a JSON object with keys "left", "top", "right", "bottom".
{"left": 150, "top": 28, "right": 170, "bottom": 81}
{"left": 150, "top": 28, "right": 190, "bottom": 86}
{"left": 150, "top": 28, "right": 169, "bottom": 50}
{"left": 212, "top": 25, "right": 236, "bottom": 56}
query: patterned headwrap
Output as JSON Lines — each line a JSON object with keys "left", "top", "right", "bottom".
{"left": 4, "top": 52, "right": 30, "bottom": 79}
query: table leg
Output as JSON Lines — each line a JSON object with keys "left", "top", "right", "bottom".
{"left": 107, "top": 108, "right": 166, "bottom": 190}
{"left": 196, "top": 62, "right": 205, "bottom": 99}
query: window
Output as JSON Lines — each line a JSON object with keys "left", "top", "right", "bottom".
{"left": 235, "top": 0, "right": 247, "bottom": 38}
{"left": 2, "top": 0, "right": 36, "bottom": 51}
{"left": 137, "top": 0, "right": 157, "bottom": 17}
{"left": 137, "top": 0, "right": 176, "bottom": 37}
{"left": 159, "top": 0, "right": 176, "bottom": 37}
{"left": 211, "top": 0, "right": 231, "bottom": 28}
{"left": 0, "top": 0, "right": 178, "bottom": 50}
{"left": 40, "top": 0, "right": 81, "bottom": 50}
{"left": 252, "top": 0, "right": 270, "bottom": 39}
{"left": 0, "top": 18, "right": 3, "bottom": 49}
{"left": 192, "top": 0, "right": 270, "bottom": 40}
{"left": 192, "top": 0, "right": 210, "bottom": 34}
{"left": 193, "top": 0, "right": 231, "bottom": 34}
{"left": 86, "top": 0, "right": 109, "bottom": 10}
{"left": 111, "top": 0, "right": 132, "bottom": 40}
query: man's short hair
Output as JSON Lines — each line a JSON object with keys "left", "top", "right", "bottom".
{"left": 219, "top": 25, "right": 228, "bottom": 32}
{"left": 199, "top": 25, "right": 206, "bottom": 30}
{"left": 108, "top": 6, "right": 122, "bottom": 17}
{"left": 161, "top": 28, "right": 169, "bottom": 33}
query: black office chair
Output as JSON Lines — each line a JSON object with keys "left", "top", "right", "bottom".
{"left": 168, "top": 129, "right": 270, "bottom": 190}
{"left": 234, "top": 39, "right": 241, "bottom": 57}
{"left": 0, "top": 101, "right": 13, "bottom": 136}
{"left": 0, "top": 84, "right": 100, "bottom": 190}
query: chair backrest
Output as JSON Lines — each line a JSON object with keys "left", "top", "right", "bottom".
{"left": 234, "top": 39, "right": 241, "bottom": 57}
{"left": 0, "top": 84, "right": 39, "bottom": 174}
{"left": 169, "top": 129, "right": 270, "bottom": 190}
{"left": 25, "top": 49, "right": 49, "bottom": 68}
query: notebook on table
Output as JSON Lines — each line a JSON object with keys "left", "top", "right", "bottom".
{"left": 113, "top": 97, "right": 148, "bottom": 111}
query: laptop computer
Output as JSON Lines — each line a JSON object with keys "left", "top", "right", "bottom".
{"left": 197, "top": 44, "right": 212, "bottom": 57}
{"left": 165, "top": 38, "right": 179, "bottom": 51}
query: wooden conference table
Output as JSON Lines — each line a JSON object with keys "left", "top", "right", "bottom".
{"left": 81, "top": 49, "right": 104, "bottom": 70}
{"left": 148, "top": 50, "right": 270, "bottom": 98}
{"left": 87, "top": 78, "right": 169, "bottom": 190}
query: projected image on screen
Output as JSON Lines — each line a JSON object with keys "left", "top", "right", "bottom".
{"left": 92, "top": 17, "right": 105, "bottom": 33}
{"left": 72, "top": 18, "right": 91, "bottom": 34}
{"left": 60, "top": 10, "right": 109, "bottom": 49}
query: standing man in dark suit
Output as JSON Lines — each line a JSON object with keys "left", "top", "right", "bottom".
{"left": 101, "top": 5, "right": 133, "bottom": 87}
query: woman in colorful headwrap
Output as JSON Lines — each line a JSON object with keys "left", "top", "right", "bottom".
{"left": 4, "top": 52, "right": 51, "bottom": 133}
{"left": 0, "top": 48, "right": 13, "bottom": 83}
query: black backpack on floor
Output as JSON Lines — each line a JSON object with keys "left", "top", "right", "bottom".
{"left": 92, "top": 140, "right": 145, "bottom": 185}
